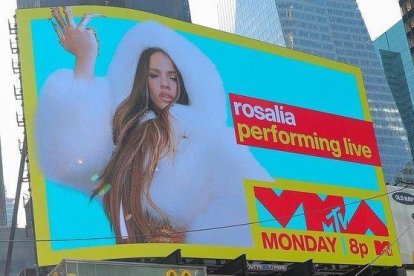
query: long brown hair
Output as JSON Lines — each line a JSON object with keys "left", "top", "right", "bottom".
{"left": 93, "top": 48, "right": 189, "bottom": 243}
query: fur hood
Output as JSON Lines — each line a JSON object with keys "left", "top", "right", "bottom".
{"left": 37, "top": 21, "right": 231, "bottom": 189}
{"left": 107, "top": 22, "right": 227, "bottom": 124}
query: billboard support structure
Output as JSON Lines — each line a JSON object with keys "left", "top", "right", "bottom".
{"left": 344, "top": 266, "right": 373, "bottom": 276}
{"left": 153, "top": 249, "right": 183, "bottom": 265}
{"left": 212, "top": 254, "right": 248, "bottom": 275}
{"left": 281, "top": 259, "right": 315, "bottom": 276}
{"left": 4, "top": 137, "right": 27, "bottom": 276}
{"left": 375, "top": 266, "right": 405, "bottom": 276}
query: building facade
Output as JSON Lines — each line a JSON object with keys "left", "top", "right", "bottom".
{"left": 374, "top": 20, "right": 414, "bottom": 100}
{"left": 17, "top": 0, "right": 191, "bottom": 22}
{"left": 374, "top": 21, "right": 414, "bottom": 175}
{"left": 5, "top": 197, "right": 14, "bottom": 226}
{"left": 0, "top": 140, "right": 8, "bottom": 227}
{"left": 214, "top": 0, "right": 412, "bottom": 184}
{"left": 0, "top": 227, "right": 36, "bottom": 275}
{"left": 399, "top": 0, "right": 414, "bottom": 61}
{"left": 217, "top": 0, "right": 285, "bottom": 47}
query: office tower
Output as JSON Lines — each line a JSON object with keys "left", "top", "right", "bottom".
{"left": 375, "top": 20, "right": 414, "bottom": 97}
{"left": 17, "top": 0, "right": 191, "bottom": 22}
{"left": 217, "top": 0, "right": 285, "bottom": 47}
{"left": 124, "top": 0, "right": 191, "bottom": 21}
{"left": 215, "top": 0, "right": 412, "bottom": 184}
{"left": 5, "top": 197, "right": 14, "bottom": 226}
{"left": 0, "top": 140, "right": 7, "bottom": 227}
{"left": 399, "top": 0, "right": 414, "bottom": 61}
{"left": 374, "top": 21, "right": 414, "bottom": 170}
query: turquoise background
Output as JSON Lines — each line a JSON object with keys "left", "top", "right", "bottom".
{"left": 31, "top": 17, "right": 379, "bottom": 250}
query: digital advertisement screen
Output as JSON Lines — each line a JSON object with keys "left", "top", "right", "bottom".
{"left": 16, "top": 6, "right": 400, "bottom": 267}
{"left": 387, "top": 185, "right": 414, "bottom": 264}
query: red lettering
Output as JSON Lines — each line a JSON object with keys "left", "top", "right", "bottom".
{"left": 255, "top": 187, "right": 389, "bottom": 237}
{"left": 292, "top": 234, "right": 305, "bottom": 251}
{"left": 261, "top": 232, "right": 337, "bottom": 253}
{"left": 318, "top": 236, "right": 328, "bottom": 252}
{"left": 230, "top": 93, "right": 381, "bottom": 166}
{"left": 304, "top": 235, "right": 317, "bottom": 251}
{"left": 302, "top": 195, "right": 344, "bottom": 232}
{"left": 279, "top": 233, "right": 292, "bottom": 250}
{"left": 255, "top": 187, "right": 304, "bottom": 227}
{"left": 254, "top": 187, "right": 344, "bottom": 231}
{"left": 261, "top": 232, "right": 278, "bottom": 249}
{"left": 326, "top": 237, "right": 337, "bottom": 253}
{"left": 374, "top": 240, "right": 392, "bottom": 256}
{"left": 345, "top": 201, "right": 389, "bottom": 236}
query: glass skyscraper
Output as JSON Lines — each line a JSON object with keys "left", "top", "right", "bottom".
{"left": 399, "top": 0, "right": 414, "bottom": 61}
{"left": 17, "top": 0, "right": 191, "bottom": 22}
{"left": 374, "top": 21, "right": 414, "bottom": 169}
{"left": 377, "top": 49, "right": 414, "bottom": 163}
{"left": 217, "top": 0, "right": 285, "bottom": 47}
{"left": 374, "top": 20, "right": 414, "bottom": 99}
{"left": 215, "top": 0, "right": 412, "bottom": 184}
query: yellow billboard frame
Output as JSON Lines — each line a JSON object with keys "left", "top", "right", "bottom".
{"left": 16, "top": 6, "right": 397, "bottom": 267}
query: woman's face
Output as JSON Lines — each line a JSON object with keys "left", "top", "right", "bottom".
{"left": 148, "top": 52, "right": 178, "bottom": 110}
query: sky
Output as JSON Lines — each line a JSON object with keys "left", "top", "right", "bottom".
{"left": 356, "top": 0, "right": 402, "bottom": 40}
{"left": 0, "top": 0, "right": 27, "bottom": 226}
{"left": 0, "top": 0, "right": 405, "bottom": 227}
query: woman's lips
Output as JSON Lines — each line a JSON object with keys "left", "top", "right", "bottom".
{"left": 160, "top": 92, "right": 174, "bottom": 102}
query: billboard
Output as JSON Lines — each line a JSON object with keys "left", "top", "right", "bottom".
{"left": 16, "top": 6, "right": 400, "bottom": 267}
{"left": 387, "top": 185, "right": 414, "bottom": 264}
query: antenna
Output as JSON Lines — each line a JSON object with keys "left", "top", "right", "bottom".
{"left": 5, "top": 12, "right": 34, "bottom": 276}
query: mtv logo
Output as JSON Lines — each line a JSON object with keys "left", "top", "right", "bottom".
{"left": 374, "top": 240, "right": 392, "bottom": 256}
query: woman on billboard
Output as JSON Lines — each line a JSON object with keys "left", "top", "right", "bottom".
{"left": 36, "top": 7, "right": 270, "bottom": 245}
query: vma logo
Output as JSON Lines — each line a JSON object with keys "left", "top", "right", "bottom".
{"left": 374, "top": 240, "right": 393, "bottom": 256}
{"left": 254, "top": 186, "right": 389, "bottom": 236}
{"left": 326, "top": 206, "right": 348, "bottom": 232}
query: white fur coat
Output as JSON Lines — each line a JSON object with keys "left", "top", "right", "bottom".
{"left": 36, "top": 22, "right": 271, "bottom": 247}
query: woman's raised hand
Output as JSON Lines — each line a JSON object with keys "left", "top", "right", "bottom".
{"left": 51, "top": 7, "right": 99, "bottom": 80}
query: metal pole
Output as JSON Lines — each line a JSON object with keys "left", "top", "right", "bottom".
{"left": 4, "top": 137, "right": 27, "bottom": 276}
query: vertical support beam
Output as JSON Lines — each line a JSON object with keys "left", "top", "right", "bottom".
{"left": 282, "top": 259, "right": 315, "bottom": 276}
{"left": 4, "top": 137, "right": 27, "bottom": 276}
{"left": 156, "top": 249, "right": 183, "bottom": 265}
{"left": 212, "top": 254, "right": 248, "bottom": 275}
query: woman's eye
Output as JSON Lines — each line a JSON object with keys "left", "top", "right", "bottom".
{"left": 169, "top": 75, "right": 177, "bottom": 81}
{"left": 149, "top": 74, "right": 159, "bottom": 79}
